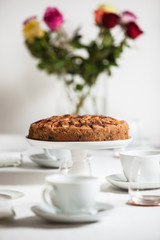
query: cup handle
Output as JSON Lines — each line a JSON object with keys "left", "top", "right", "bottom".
{"left": 42, "top": 188, "right": 51, "bottom": 205}
{"left": 42, "top": 185, "right": 60, "bottom": 210}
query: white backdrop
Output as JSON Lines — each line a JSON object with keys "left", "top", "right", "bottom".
{"left": 0, "top": 0, "right": 160, "bottom": 144}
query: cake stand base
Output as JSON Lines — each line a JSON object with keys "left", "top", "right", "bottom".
{"left": 27, "top": 138, "right": 132, "bottom": 176}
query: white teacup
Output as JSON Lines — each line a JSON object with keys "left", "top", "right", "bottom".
{"left": 43, "top": 175, "right": 99, "bottom": 214}
{"left": 44, "top": 149, "right": 71, "bottom": 161}
{"left": 120, "top": 150, "right": 160, "bottom": 182}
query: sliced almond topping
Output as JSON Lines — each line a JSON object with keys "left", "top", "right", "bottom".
{"left": 92, "top": 125, "right": 104, "bottom": 129}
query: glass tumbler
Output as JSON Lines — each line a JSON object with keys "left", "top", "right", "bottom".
{"left": 59, "top": 156, "right": 92, "bottom": 176}
{"left": 128, "top": 155, "right": 160, "bottom": 206}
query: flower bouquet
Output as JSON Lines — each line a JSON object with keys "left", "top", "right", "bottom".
{"left": 23, "top": 3, "right": 143, "bottom": 114}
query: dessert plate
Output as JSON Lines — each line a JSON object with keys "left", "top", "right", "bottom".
{"left": 106, "top": 174, "right": 160, "bottom": 191}
{"left": 31, "top": 202, "right": 113, "bottom": 223}
{"left": 29, "top": 154, "right": 60, "bottom": 168}
{"left": 27, "top": 138, "right": 132, "bottom": 150}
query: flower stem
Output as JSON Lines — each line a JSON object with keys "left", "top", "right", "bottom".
{"left": 74, "top": 89, "right": 91, "bottom": 114}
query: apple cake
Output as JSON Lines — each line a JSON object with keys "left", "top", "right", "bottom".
{"left": 28, "top": 114, "right": 129, "bottom": 142}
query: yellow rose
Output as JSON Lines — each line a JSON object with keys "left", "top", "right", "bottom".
{"left": 23, "top": 19, "right": 44, "bottom": 42}
{"left": 98, "top": 3, "right": 119, "bottom": 14}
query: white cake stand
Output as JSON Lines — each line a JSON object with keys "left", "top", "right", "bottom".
{"left": 27, "top": 138, "right": 132, "bottom": 175}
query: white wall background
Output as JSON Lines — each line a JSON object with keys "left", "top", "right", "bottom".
{"left": 0, "top": 0, "right": 160, "bottom": 144}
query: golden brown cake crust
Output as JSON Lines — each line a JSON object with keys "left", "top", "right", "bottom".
{"left": 28, "top": 114, "right": 129, "bottom": 142}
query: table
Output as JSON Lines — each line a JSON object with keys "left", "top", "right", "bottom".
{"left": 0, "top": 135, "right": 160, "bottom": 240}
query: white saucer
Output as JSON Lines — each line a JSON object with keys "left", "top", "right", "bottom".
{"left": 106, "top": 174, "right": 128, "bottom": 190}
{"left": 31, "top": 202, "right": 113, "bottom": 223}
{"left": 0, "top": 189, "right": 24, "bottom": 199}
{"left": 106, "top": 174, "right": 160, "bottom": 190}
{"left": 29, "top": 154, "right": 60, "bottom": 168}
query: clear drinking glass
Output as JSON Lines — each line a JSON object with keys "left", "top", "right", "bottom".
{"left": 59, "top": 157, "right": 92, "bottom": 176}
{"left": 59, "top": 158, "right": 73, "bottom": 175}
{"left": 128, "top": 155, "right": 160, "bottom": 206}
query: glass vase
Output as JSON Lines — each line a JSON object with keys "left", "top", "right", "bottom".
{"left": 63, "top": 75, "right": 108, "bottom": 115}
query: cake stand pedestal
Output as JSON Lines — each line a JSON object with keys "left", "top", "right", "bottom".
{"left": 27, "top": 138, "right": 132, "bottom": 175}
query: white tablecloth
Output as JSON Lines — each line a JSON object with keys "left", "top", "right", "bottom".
{"left": 0, "top": 135, "right": 160, "bottom": 240}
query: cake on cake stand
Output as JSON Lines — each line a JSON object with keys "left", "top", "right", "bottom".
{"left": 27, "top": 138, "right": 132, "bottom": 175}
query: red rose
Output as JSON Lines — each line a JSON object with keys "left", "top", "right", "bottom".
{"left": 126, "top": 22, "right": 143, "bottom": 39}
{"left": 102, "top": 13, "right": 119, "bottom": 29}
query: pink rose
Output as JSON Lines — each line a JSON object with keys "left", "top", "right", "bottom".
{"left": 23, "top": 16, "right": 37, "bottom": 25}
{"left": 120, "top": 11, "right": 137, "bottom": 24}
{"left": 126, "top": 22, "right": 143, "bottom": 39}
{"left": 43, "top": 7, "right": 63, "bottom": 31}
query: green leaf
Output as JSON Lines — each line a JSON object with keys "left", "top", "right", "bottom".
{"left": 75, "top": 84, "right": 84, "bottom": 91}
{"left": 69, "top": 27, "right": 87, "bottom": 49}
{"left": 54, "top": 60, "right": 65, "bottom": 71}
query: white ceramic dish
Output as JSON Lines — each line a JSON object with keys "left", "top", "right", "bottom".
{"left": 31, "top": 202, "right": 113, "bottom": 223}
{"left": 27, "top": 138, "right": 132, "bottom": 150}
{"left": 0, "top": 189, "right": 24, "bottom": 199}
{"left": 106, "top": 174, "right": 128, "bottom": 190}
{"left": 29, "top": 154, "right": 61, "bottom": 168}
{"left": 120, "top": 150, "right": 160, "bottom": 181}
{"left": 106, "top": 173, "right": 160, "bottom": 191}
{"left": 27, "top": 138, "right": 132, "bottom": 175}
